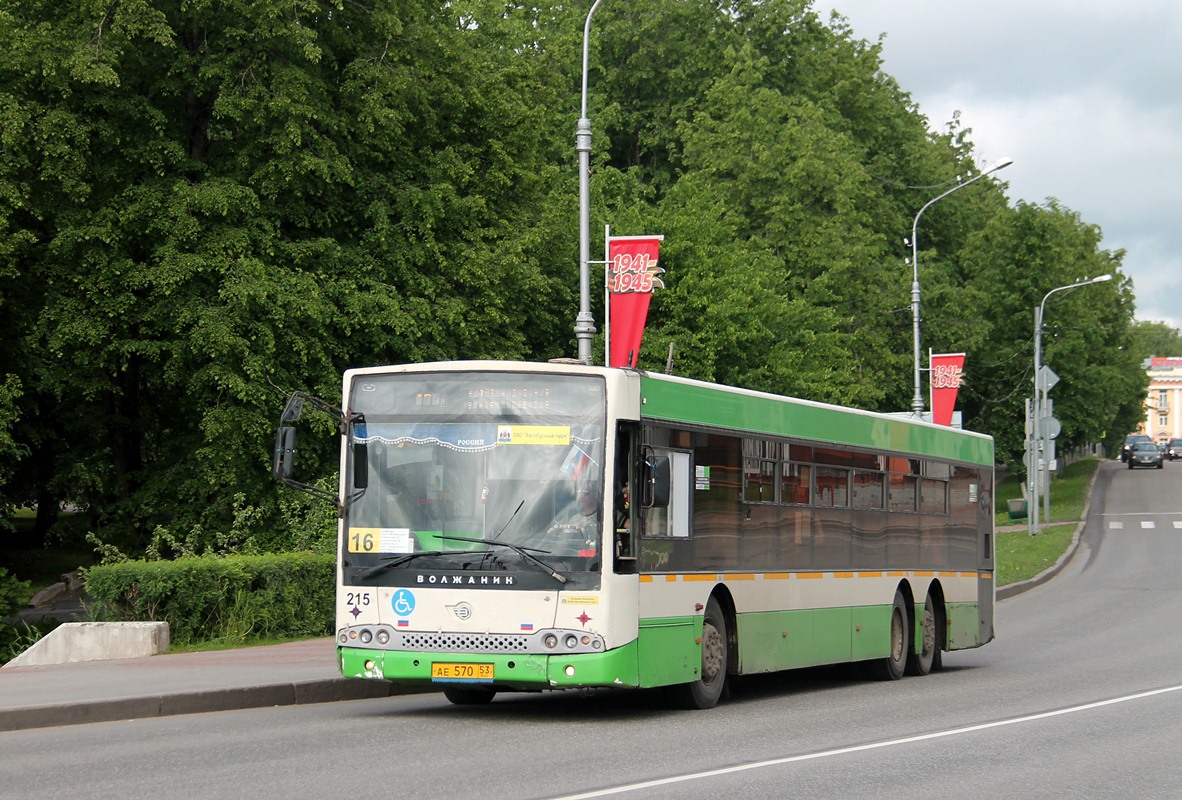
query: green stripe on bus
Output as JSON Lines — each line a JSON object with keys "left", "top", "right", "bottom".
{"left": 639, "top": 375, "right": 993, "bottom": 467}
{"left": 638, "top": 615, "right": 700, "bottom": 688}
{"left": 731, "top": 605, "right": 900, "bottom": 671}
{"left": 945, "top": 602, "right": 985, "bottom": 649}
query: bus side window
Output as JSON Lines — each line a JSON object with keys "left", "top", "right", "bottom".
{"left": 642, "top": 450, "right": 690, "bottom": 539}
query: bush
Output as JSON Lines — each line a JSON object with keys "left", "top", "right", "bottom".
{"left": 0, "top": 567, "right": 46, "bottom": 666}
{"left": 0, "top": 620, "right": 58, "bottom": 666}
{"left": 83, "top": 552, "right": 335, "bottom": 646}
{"left": 0, "top": 567, "right": 30, "bottom": 618}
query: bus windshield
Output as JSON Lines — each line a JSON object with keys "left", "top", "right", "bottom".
{"left": 343, "top": 371, "right": 607, "bottom": 579}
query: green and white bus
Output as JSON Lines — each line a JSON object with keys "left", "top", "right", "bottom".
{"left": 274, "top": 360, "right": 994, "bottom": 709}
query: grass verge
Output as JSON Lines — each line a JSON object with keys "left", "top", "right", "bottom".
{"left": 996, "top": 523, "right": 1076, "bottom": 585}
{"left": 994, "top": 456, "right": 1099, "bottom": 586}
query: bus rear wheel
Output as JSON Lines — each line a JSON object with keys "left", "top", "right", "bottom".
{"left": 443, "top": 687, "right": 497, "bottom": 706}
{"left": 906, "top": 592, "right": 942, "bottom": 676}
{"left": 866, "top": 590, "right": 909, "bottom": 681}
{"left": 673, "top": 596, "right": 728, "bottom": 709}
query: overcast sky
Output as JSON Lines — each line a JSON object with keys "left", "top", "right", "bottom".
{"left": 810, "top": 0, "right": 1182, "bottom": 330}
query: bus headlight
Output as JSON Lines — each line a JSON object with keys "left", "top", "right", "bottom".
{"left": 544, "top": 634, "right": 559, "bottom": 649}
{"left": 564, "top": 634, "right": 579, "bottom": 649}
{"left": 359, "top": 629, "right": 373, "bottom": 644}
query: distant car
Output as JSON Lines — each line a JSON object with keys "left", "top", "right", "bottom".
{"left": 1168, "top": 438, "right": 1182, "bottom": 460}
{"left": 1128, "top": 441, "right": 1164, "bottom": 469}
{"left": 1122, "top": 434, "right": 1152, "bottom": 462}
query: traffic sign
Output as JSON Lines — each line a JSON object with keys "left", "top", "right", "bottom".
{"left": 1038, "top": 415, "right": 1062, "bottom": 439}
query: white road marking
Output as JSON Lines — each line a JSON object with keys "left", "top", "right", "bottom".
{"left": 1110, "top": 521, "right": 1124, "bottom": 529}
{"left": 1142, "top": 521, "right": 1156, "bottom": 529}
{"left": 550, "top": 684, "right": 1182, "bottom": 800}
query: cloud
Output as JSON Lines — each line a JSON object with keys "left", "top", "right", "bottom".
{"left": 812, "top": 0, "right": 1182, "bottom": 328}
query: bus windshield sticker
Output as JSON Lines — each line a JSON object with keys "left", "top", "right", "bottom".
{"left": 347, "top": 527, "right": 412, "bottom": 554}
{"left": 496, "top": 425, "right": 570, "bottom": 446}
{"left": 355, "top": 423, "right": 497, "bottom": 451}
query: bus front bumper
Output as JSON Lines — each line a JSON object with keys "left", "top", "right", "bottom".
{"left": 338, "top": 641, "right": 640, "bottom": 691}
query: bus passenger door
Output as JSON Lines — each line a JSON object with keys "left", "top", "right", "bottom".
{"left": 613, "top": 424, "right": 638, "bottom": 574}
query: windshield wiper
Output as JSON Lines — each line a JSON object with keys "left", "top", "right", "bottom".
{"left": 489, "top": 499, "right": 525, "bottom": 541}
{"left": 357, "top": 551, "right": 446, "bottom": 580}
{"left": 437, "top": 534, "right": 569, "bottom": 584}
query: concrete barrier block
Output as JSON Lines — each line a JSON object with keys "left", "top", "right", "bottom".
{"left": 2, "top": 621, "right": 170, "bottom": 668}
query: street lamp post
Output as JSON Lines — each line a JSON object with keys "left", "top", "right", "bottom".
{"left": 573, "top": 0, "right": 604, "bottom": 365}
{"left": 1027, "top": 273, "right": 1113, "bottom": 536}
{"left": 909, "top": 157, "right": 1013, "bottom": 418}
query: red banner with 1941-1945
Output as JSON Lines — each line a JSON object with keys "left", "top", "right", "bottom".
{"left": 929, "top": 352, "right": 966, "bottom": 427}
{"left": 607, "top": 235, "right": 664, "bottom": 368}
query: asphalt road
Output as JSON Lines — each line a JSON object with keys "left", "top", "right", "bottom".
{"left": 3, "top": 458, "right": 1181, "bottom": 800}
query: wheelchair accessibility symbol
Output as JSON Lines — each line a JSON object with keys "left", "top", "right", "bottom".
{"left": 392, "top": 590, "right": 415, "bottom": 617}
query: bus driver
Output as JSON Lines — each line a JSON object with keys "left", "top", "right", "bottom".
{"left": 544, "top": 484, "right": 601, "bottom": 552}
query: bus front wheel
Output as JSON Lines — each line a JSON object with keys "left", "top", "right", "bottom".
{"left": 673, "top": 596, "right": 729, "bottom": 709}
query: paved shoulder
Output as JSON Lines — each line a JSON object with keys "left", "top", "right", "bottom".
{"left": 0, "top": 638, "right": 406, "bottom": 732}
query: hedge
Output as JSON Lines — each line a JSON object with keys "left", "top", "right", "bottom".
{"left": 83, "top": 552, "right": 335, "bottom": 646}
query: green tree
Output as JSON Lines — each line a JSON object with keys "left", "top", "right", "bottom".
{"left": 1129, "top": 320, "right": 1182, "bottom": 359}
{"left": 0, "top": 0, "right": 572, "bottom": 551}
{"left": 956, "top": 201, "right": 1142, "bottom": 469}
{"left": 0, "top": 0, "right": 1153, "bottom": 557}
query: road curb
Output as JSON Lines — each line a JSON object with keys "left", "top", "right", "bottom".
{"left": 0, "top": 678, "right": 405, "bottom": 732}
{"left": 997, "top": 462, "right": 1101, "bottom": 601}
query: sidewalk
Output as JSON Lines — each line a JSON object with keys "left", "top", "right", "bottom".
{"left": 0, "top": 637, "right": 404, "bottom": 732}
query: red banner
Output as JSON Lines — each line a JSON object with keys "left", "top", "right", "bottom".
{"left": 929, "top": 353, "right": 965, "bottom": 426}
{"left": 608, "top": 236, "right": 664, "bottom": 368}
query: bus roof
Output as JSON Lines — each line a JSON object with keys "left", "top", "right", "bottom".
{"left": 341, "top": 361, "right": 993, "bottom": 468}
{"left": 639, "top": 371, "right": 993, "bottom": 467}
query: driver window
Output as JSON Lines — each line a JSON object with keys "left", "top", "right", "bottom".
{"left": 644, "top": 449, "right": 691, "bottom": 539}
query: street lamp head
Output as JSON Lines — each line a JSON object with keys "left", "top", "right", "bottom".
{"left": 907, "top": 153, "right": 1013, "bottom": 420}
{"left": 1090, "top": 273, "right": 1114, "bottom": 284}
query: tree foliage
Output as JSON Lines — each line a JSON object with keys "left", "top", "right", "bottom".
{"left": 1129, "top": 320, "right": 1182, "bottom": 360}
{"left": 0, "top": 0, "right": 1152, "bottom": 554}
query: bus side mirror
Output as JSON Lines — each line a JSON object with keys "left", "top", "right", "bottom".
{"left": 274, "top": 426, "right": 297, "bottom": 480}
{"left": 280, "top": 393, "right": 305, "bottom": 424}
{"left": 272, "top": 390, "right": 348, "bottom": 507}
{"left": 643, "top": 455, "right": 670, "bottom": 509}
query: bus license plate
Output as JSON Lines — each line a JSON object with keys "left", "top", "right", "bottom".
{"left": 431, "top": 662, "right": 495, "bottom": 682}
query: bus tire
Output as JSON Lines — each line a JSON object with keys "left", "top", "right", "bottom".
{"left": 443, "top": 687, "right": 497, "bottom": 706}
{"left": 906, "top": 592, "right": 941, "bottom": 676}
{"left": 673, "top": 596, "right": 728, "bottom": 709}
{"left": 866, "top": 590, "right": 909, "bottom": 681}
